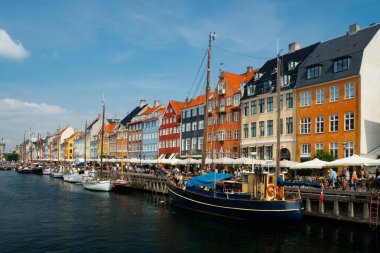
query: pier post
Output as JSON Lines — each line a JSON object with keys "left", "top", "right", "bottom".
{"left": 306, "top": 198, "right": 311, "bottom": 212}
{"left": 333, "top": 200, "right": 340, "bottom": 216}
{"left": 319, "top": 200, "right": 325, "bottom": 214}
{"left": 348, "top": 201, "right": 354, "bottom": 218}
{"left": 363, "top": 203, "right": 369, "bottom": 220}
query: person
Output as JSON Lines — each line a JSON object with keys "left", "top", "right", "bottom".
{"left": 352, "top": 171, "right": 358, "bottom": 191}
{"left": 376, "top": 174, "right": 380, "bottom": 192}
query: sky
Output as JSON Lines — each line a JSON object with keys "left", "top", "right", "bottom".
{"left": 0, "top": 0, "right": 379, "bottom": 150}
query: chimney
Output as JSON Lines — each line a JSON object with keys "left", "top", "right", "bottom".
{"left": 246, "top": 66, "right": 254, "bottom": 73}
{"left": 140, "top": 99, "right": 147, "bottom": 108}
{"left": 348, "top": 24, "right": 360, "bottom": 35}
{"left": 288, "top": 42, "right": 301, "bottom": 53}
{"left": 154, "top": 100, "right": 161, "bottom": 107}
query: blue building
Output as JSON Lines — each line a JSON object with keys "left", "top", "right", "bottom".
{"left": 141, "top": 104, "right": 164, "bottom": 160}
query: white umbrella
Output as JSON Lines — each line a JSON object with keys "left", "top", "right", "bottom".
{"left": 325, "top": 154, "right": 380, "bottom": 167}
{"left": 235, "top": 157, "right": 265, "bottom": 165}
{"left": 129, "top": 158, "right": 140, "bottom": 164}
{"left": 291, "top": 158, "right": 327, "bottom": 169}
{"left": 220, "top": 157, "right": 235, "bottom": 165}
{"left": 267, "top": 159, "right": 300, "bottom": 168}
{"left": 179, "top": 158, "right": 201, "bottom": 165}
{"left": 169, "top": 158, "right": 182, "bottom": 166}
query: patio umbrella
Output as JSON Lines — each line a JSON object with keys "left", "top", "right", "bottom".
{"left": 266, "top": 159, "right": 300, "bottom": 168}
{"left": 325, "top": 154, "right": 380, "bottom": 167}
{"left": 291, "top": 158, "right": 327, "bottom": 169}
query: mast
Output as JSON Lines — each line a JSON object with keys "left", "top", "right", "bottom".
{"left": 100, "top": 100, "right": 105, "bottom": 172}
{"left": 202, "top": 32, "right": 215, "bottom": 168}
{"left": 84, "top": 120, "right": 87, "bottom": 169}
{"left": 274, "top": 54, "right": 282, "bottom": 197}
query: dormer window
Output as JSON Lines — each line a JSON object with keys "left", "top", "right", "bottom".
{"left": 254, "top": 72, "right": 262, "bottom": 81}
{"left": 281, "top": 75, "right": 290, "bottom": 87}
{"left": 247, "top": 84, "right": 255, "bottom": 95}
{"left": 306, "top": 65, "right": 321, "bottom": 79}
{"left": 333, "top": 57, "right": 350, "bottom": 73}
{"left": 263, "top": 80, "right": 271, "bottom": 92}
{"left": 218, "top": 82, "right": 226, "bottom": 94}
{"left": 288, "top": 61, "right": 298, "bottom": 70}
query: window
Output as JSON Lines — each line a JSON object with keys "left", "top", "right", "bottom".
{"left": 286, "top": 93, "right": 293, "bottom": 109}
{"left": 199, "top": 106, "right": 204, "bottom": 115}
{"left": 214, "top": 99, "right": 218, "bottom": 109}
{"left": 182, "top": 124, "right": 186, "bottom": 133}
{"left": 316, "top": 116, "right": 324, "bottom": 133}
{"left": 227, "top": 113, "right": 231, "bottom": 123}
{"left": 258, "top": 146, "right": 264, "bottom": 160}
{"left": 306, "top": 65, "right": 321, "bottom": 79}
{"left": 220, "top": 148, "right": 224, "bottom": 158}
{"left": 218, "top": 82, "right": 226, "bottom": 94}
{"left": 191, "top": 137, "right": 197, "bottom": 150}
{"left": 279, "top": 118, "right": 283, "bottom": 135}
{"left": 267, "top": 120, "right": 273, "bottom": 136}
{"left": 329, "top": 114, "right": 339, "bottom": 132}
{"left": 247, "top": 84, "right": 255, "bottom": 95}
{"left": 266, "top": 146, "right": 273, "bottom": 160}
{"left": 279, "top": 95, "right": 283, "bottom": 110}
{"left": 329, "top": 142, "right": 338, "bottom": 158}
{"left": 192, "top": 108, "right": 197, "bottom": 117}
{"left": 333, "top": 57, "right": 350, "bottom": 72}
{"left": 243, "top": 124, "right": 248, "bottom": 138}
{"left": 214, "top": 115, "right": 218, "bottom": 125}
{"left": 243, "top": 102, "right": 249, "bottom": 116}
{"left": 234, "top": 130, "right": 239, "bottom": 139}
{"left": 345, "top": 112, "right": 354, "bottom": 131}
{"left": 234, "top": 112, "right": 239, "bottom": 121}
{"left": 288, "top": 61, "right": 298, "bottom": 70}
{"left": 330, "top": 86, "right": 339, "bottom": 102}
{"left": 227, "top": 97, "right": 232, "bottom": 106}
{"left": 227, "top": 130, "right": 232, "bottom": 140}
{"left": 186, "top": 123, "right": 191, "bottom": 131}
{"left": 220, "top": 115, "right": 225, "bottom": 124}
{"left": 251, "top": 122, "right": 256, "bottom": 137}
{"left": 214, "top": 149, "right": 218, "bottom": 159}
{"left": 316, "top": 143, "right": 324, "bottom": 153}
{"left": 301, "top": 144, "right": 311, "bottom": 156}
{"left": 251, "top": 101, "right": 257, "bottom": 115}
{"left": 344, "top": 141, "right": 354, "bottom": 157}
{"left": 281, "top": 75, "right": 290, "bottom": 87}
{"left": 198, "top": 120, "right": 204, "bottom": 130}
{"left": 300, "top": 92, "right": 311, "bottom": 107}
{"left": 198, "top": 137, "right": 203, "bottom": 150}
{"left": 259, "top": 99, "right": 265, "bottom": 113}
{"left": 234, "top": 94, "right": 240, "bottom": 106}
{"left": 300, "top": 118, "right": 311, "bottom": 134}
{"left": 345, "top": 82, "right": 354, "bottom": 99}
{"left": 185, "top": 138, "right": 191, "bottom": 151}
{"left": 227, "top": 148, "right": 231, "bottom": 158}
{"left": 207, "top": 133, "right": 212, "bottom": 142}
{"left": 316, "top": 89, "right": 325, "bottom": 104}
{"left": 192, "top": 122, "right": 197, "bottom": 131}
{"left": 259, "top": 121, "right": 265, "bottom": 136}
{"left": 267, "top": 97, "right": 273, "bottom": 112}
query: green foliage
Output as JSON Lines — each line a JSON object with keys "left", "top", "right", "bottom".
{"left": 4, "top": 152, "right": 19, "bottom": 161}
{"left": 314, "top": 150, "right": 335, "bottom": 162}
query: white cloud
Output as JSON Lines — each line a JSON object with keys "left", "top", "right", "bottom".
{"left": 0, "top": 29, "right": 29, "bottom": 60}
{"left": 0, "top": 98, "right": 81, "bottom": 150}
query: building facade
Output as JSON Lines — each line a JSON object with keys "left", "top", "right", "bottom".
{"left": 158, "top": 100, "right": 185, "bottom": 158}
{"left": 295, "top": 23, "right": 380, "bottom": 161}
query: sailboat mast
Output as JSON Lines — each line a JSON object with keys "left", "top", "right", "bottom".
{"left": 202, "top": 32, "right": 215, "bottom": 169}
{"left": 100, "top": 101, "right": 105, "bottom": 171}
{"left": 84, "top": 120, "right": 87, "bottom": 168}
{"left": 275, "top": 54, "right": 282, "bottom": 191}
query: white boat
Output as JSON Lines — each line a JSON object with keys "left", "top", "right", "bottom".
{"left": 64, "top": 171, "right": 88, "bottom": 183}
{"left": 83, "top": 178, "right": 112, "bottom": 191}
{"left": 43, "top": 169, "right": 51, "bottom": 175}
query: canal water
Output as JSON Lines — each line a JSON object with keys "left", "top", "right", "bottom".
{"left": 0, "top": 171, "right": 378, "bottom": 253}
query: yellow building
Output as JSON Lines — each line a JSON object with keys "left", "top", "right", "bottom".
{"left": 63, "top": 132, "right": 82, "bottom": 160}
{"left": 97, "top": 123, "right": 117, "bottom": 158}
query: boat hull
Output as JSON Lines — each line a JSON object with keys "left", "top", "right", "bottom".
{"left": 167, "top": 184, "right": 303, "bottom": 222}
{"left": 63, "top": 173, "right": 84, "bottom": 183}
{"left": 83, "top": 180, "right": 112, "bottom": 192}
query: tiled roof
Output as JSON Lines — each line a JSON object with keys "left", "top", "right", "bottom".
{"left": 223, "top": 69, "right": 258, "bottom": 92}
{"left": 296, "top": 23, "right": 380, "bottom": 89}
{"left": 68, "top": 132, "right": 82, "bottom": 139}
{"left": 182, "top": 92, "right": 214, "bottom": 109}
{"left": 104, "top": 123, "right": 116, "bottom": 133}
{"left": 168, "top": 100, "right": 185, "bottom": 115}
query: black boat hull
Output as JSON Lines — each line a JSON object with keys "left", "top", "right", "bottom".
{"left": 167, "top": 184, "right": 303, "bottom": 222}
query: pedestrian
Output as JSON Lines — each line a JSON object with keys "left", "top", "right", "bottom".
{"left": 352, "top": 171, "right": 358, "bottom": 191}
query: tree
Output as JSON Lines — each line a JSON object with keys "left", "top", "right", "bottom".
{"left": 4, "top": 152, "right": 19, "bottom": 161}
{"left": 314, "top": 150, "right": 335, "bottom": 162}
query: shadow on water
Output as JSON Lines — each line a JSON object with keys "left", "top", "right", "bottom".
{"left": 0, "top": 171, "right": 379, "bottom": 253}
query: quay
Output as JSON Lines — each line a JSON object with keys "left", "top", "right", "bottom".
{"left": 121, "top": 172, "right": 379, "bottom": 226}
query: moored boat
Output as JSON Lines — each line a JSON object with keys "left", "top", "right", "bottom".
{"left": 83, "top": 178, "right": 113, "bottom": 191}
{"left": 63, "top": 170, "right": 87, "bottom": 183}
{"left": 17, "top": 166, "right": 32, "bottom": 173}
{"left": 113, "top": 179, "right": 132, "bottom": 193}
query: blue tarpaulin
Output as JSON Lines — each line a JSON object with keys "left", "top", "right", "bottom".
{"left": 76, "top": 162, "right": 85, "bottom": 167}
{"left": 186, "top": 173, "right": 234, "bottom": 188}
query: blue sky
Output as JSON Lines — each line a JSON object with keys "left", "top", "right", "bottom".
{"left": 0, "top": 0, "right": 379, "bottom": 149}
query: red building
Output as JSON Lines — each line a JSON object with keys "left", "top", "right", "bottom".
{"left": 158, "top": 100, "right": 185, "bottom": 158}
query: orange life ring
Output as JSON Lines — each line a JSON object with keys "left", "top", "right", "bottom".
{"left": 267, "top": 184, "right": 275, "bottom": 197}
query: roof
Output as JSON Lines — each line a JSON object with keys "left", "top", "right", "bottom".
{"left": 296, "top": 23, "right": 380, "bottom": 89}
{"left": 120, "top": 104, "right": 149, "bottom": 126}
{"left": 222, "top": 69, "right": 258, "bottom": 92}
{"left": 182, "top": 92, "right": 214, "bottom": 109}
{"left": 68, "top": 132, "right": 82, "bottom": 140}
{"left": 242, "top": 42, "right": 320, "bottom": 100}
{"left": 168, "top": 100, "right": 185, "bottom": 115}
{"left": 98, "top": 123, "right": 117, "bottom": 134}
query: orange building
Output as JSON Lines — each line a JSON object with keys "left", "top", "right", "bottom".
{"left": 295, "top": 24, "right": 380, "bottom": 161}
{"left": 206, "top": 68, "right": 256, "bottom": 160}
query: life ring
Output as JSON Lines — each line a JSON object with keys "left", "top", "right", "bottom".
{"left": 267, "top": 184, "right": 275, "bottom": 197}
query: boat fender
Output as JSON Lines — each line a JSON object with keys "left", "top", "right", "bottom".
{"left": 267, "top": 184, "right": 275, "bottom": 197}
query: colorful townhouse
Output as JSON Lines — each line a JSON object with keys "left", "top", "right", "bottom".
{"left": 63, "top": 132, "right": 82, "bottom": 160}
{"left": 97, "top": 122, "right": 117, "bottom": 159}
{"left": 73, "top": 132, "right": 85, "bottom": 160}
{"left": 240, "top": 43, "right": 318, "bottom": 161}
{"left": 206, "top": 69, "right": 256, "bottom": 160}
{"left": 141, "top": 102, "right": 165, "bottom": 160}
{"left": 180, "top": 93, "right": 207, "bottom": 158}
{"left": 158, "top": 100, "right": 185, "bottom": 158}
{"left": 295, "top": 23, "right": 380, "bottom": 161}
